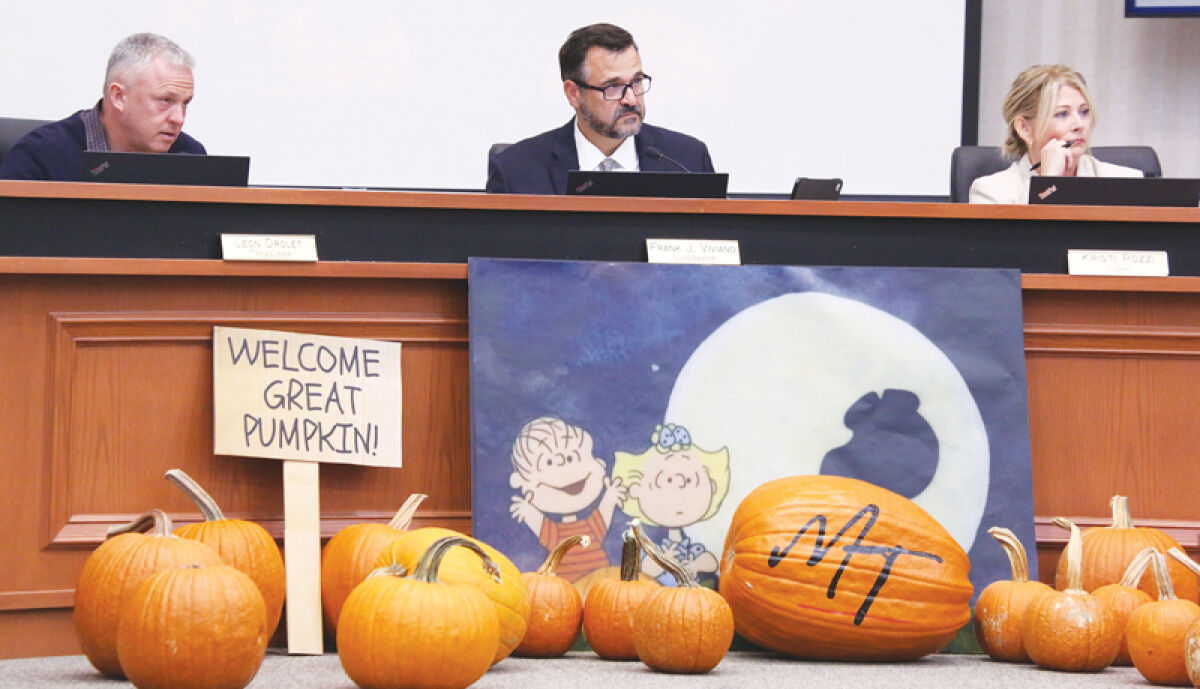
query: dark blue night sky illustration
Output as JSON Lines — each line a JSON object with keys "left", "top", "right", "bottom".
{"left": 468, "top": 259, "right": 1037, "bottom": 602}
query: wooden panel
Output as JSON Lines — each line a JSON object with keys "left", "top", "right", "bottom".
{"left": 0, "top": 265, "right": 472, "bottom": 659}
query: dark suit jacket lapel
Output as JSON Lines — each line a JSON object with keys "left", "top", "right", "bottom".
{"left": 548, "top": 119, "right": 579, "bottom": 195}
{"left": 634, "top": 125, "right": 669, "bottom": 172}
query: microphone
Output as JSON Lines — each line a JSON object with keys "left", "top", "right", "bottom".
{"left": 644, "top": 146, "right": 691, "bottom": 173}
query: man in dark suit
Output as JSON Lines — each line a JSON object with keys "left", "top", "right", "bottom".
{"left": 0, "top": 32, "right": 205, "bottom": 181}
{"left": 486, "top": 23, "right": 714, "bottom": 195}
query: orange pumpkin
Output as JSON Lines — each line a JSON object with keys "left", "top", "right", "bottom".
{"left": 719, "top": 475, "right": 972, "bottom": 661}
{"left": 630, "top": 524, "right": 733, "bottom": 673}
{"left": 338, "top": 537, "right": 500, "bottom": 689}
{"left": 166, "top": 469, "right": 286, "bottom": 640}
{"left": 573, "top": 565, "right": 659, "bottom": 602}
{"left": 319, "top": 492, "right": 426, "bottom": 634}
{"left": 1023, "top": 517, "right": 1121, "bottom": 672}
{"left": 1183, "top": 616, "right": 1200, "bottom": 688}
{"left": 973, "top": 526, "right": 1053, "bottom": 662}
{"left": 116, "top": 564, "right": 267, "bottom": 689}
{"left": 582, "top": 526, "right": 660, "bottom": 660}
{"left": 1092, "top": 547, "right": 1156, "bottom": 666}
{"left": 1055, "top": 495, "right": 1196, "bottom": 601}
{"left": 1127, "top": 550, "right": 1200, "bottom": 685}
{"left": 375, "top": 526, "right": 530, "bottom": 664}
{"left": 74, "top": 510, "right": 223, "bottom": 678}
{"left": 515, "top": 534, "right": 588, "bottom": 657}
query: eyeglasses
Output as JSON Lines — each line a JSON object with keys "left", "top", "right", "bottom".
{"left": 573, "top": 75, "right": 652, "bottom": 101}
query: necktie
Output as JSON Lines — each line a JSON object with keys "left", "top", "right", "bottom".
{"left": 598, "top": 157, "right": 618, "bottom": 172}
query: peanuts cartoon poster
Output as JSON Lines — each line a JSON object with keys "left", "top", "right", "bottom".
{"left": 468, "top": 258, "right": 1037, "bottom": 602}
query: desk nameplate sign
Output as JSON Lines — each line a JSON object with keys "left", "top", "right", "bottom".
{"left": 1067, "top": 249, "right": 1169, "bottom": 277}
{"left": 222, "top": 234, "right": 318, "bottom": 262}
{"left": 646, "top": 238, "right": 741, "bottom": 265}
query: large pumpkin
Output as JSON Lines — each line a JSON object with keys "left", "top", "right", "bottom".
{"left": 116, "top": 564, "right": 268, "bottom": 689}
{"left": 1055, "top": 495, "right": 1196, "bottom": 601}
{"left": 320, "top": 493, "right": 427, "bottom": 634}
{"left": 375, "top": 526, "right": 530, "bottom": 664}
{"left": 339, "top": 537, "right": 500, "bottom": 689}
{"left": 166, "top": 469, "right": 286, "bottom": 640}
{"left": 719, "top": 475, "right": 973, "bottom": 661}
{"left": 74, "top": 510, "right": 223, "bottom": 678}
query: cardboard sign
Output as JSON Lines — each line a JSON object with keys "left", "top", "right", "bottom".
{"left": 213, "top": 327, "right": 402, "bottom": 467}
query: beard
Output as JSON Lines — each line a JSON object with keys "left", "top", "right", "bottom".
{"left": 578, "top": 99, "right": 644, "bottom": 140}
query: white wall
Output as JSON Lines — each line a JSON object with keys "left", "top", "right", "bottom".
{"left": 978, "top": 0, "right": 1200, "bottom": 178}
{"left": 0, "top": 2, "right": 965, "bottom": 195}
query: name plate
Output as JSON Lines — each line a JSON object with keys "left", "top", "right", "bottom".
{"left": 222, "top": 234, "right": 318, "bottom": 262}
{"left": 1067, "top": 249, "right": 1169, "bottom": 277}
{"left": 646, "top": 238, "right": 741, "bottom": 265}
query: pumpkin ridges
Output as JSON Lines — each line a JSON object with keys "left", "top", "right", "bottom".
{"left": 516, "top": 535, "right": 587, "bottom": 658}
{"left": 974, "top": 527, "right": 1053, "bottom": 662}
{"left": 337, "top": 538, "right": 500, "bottom": 689}
{"left": 720, "top": 475, "right": 973, "bottom": 661}
{"left": 74, "top": 510, "right": 224, "bottom": 679}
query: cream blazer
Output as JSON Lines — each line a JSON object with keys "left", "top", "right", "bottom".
{"left": 968, "top": 153, "right": 1143, "bottom": 204}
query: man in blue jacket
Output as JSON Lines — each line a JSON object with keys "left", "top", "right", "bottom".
{"left": 0, "top": 33, "right": 205, "bottom": 181}
{"left": 486, "top": 23, "right": 714, "bottom": 195}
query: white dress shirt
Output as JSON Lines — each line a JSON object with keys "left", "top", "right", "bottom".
{"left": 574, "top": 121, "right": 640, "bottom": 172}
{"left": 969, "top": 153, "right": 1143, "bottom": 204}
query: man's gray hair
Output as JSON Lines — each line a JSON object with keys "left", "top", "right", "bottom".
{"left": 104, "top": 33, "right": 194, "bottom": 93}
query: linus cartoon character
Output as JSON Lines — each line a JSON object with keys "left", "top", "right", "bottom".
{"left": 509, "top": 416, "right": 628, "bottom": 582}
{"left": 613, "top": 423, "right": 730, "bottom": 585}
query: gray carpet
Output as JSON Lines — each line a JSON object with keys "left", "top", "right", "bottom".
{"left": 0, "top": 651, "right": 1151, "bottom": 688}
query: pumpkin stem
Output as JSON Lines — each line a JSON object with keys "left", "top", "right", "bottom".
{"left": 386, "top": 493, "right": 428, "bottom": 530}
{"left": 106, "top": 509, "right": 173, "bottom": 539}
{"left": 1052, "top": 517, "right": 1085, "bottom": 592}
{"left": 987, "top": 526, "right": 1031, "bottom": 583}
{"left": 1110, "top": 495, "right": 1134, "bottom": 529}
{"left": 412, "top": 536, "right": 501, "bottom": 585}
{"left": 365, "top": 563, "right": 409, "bottom": 580}
{"left": 631, "top": 522, "right": 697, "bottom": 588}
{"left": 1167, "top": 547, "right": 1200, "bottom": 576}
{"left": 1118, "top": 547, "right": 1158, "bottom": 588}
{"left": 535, "top": 535, "right": 590, "bottom": 576}
{"left": 619, "top": 523, "right": 642, "bottom": 582}
{"left": 165, "top": 469, "right": 225, "bottom": 521}
{"left": 1148, "top": 550, "right": 1176, "bottom": 600}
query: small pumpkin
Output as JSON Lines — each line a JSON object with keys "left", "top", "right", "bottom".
{"left": 74, "top": 510, "right": 223, "bottom": 678}
{"left": 515, "top": 535, "right": 589, "bottom": 657}
{"left": 338, "top": 537, "right": 500, "bottom": 689}
{"left": 973, "top": 526, "right": 1053, "bottom": 663}
{"left": 1023, "top": 517, "right": 1120, "bottom": 672}
{"left": 582, "top": 525, "right": 661, "bottom": 660}
{"left": 719, "top": 475, "right": 973, "bottom": 661}
{"left": 116, "top": 563, "right": 268, "bottom": 689}
{"left": 1055, "top": 495, "right": 1196, "bottom": 601}
{"left": 375, "top": 526, "right": 530, "bottom": 664}
{"left": 166, "top": 469, "right": 286, "bottom": 640}
{"left": 320, "top": 492, "right": 427, "bottom": 634}
{"left": 1127, "top": 550, "right": 1200, "bottom": 685}
{"left": 630, "top": 524, "right": 733, "bottom": 673}
{"left": 1092, "top": 547, "right": 1156, "bottom": 666}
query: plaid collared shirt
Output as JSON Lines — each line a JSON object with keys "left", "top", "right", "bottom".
{"left": 79, "top": 100, "right": 110, "bottom": 151}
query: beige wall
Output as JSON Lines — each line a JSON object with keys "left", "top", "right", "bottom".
{"left": 979, "top": 0, "right": 1200, "bottom": 178}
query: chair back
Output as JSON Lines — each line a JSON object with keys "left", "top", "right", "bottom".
{"left": 0, "top": 117, "right": 53, "bottom": 166}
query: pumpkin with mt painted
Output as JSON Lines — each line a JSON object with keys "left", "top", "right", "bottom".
{"left": 719, "top": 475, "right": 972, "bottom": 661}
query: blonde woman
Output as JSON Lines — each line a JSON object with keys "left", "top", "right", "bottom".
{"left": 970, "top": 64, "right": 1141, "bottom": 204}
{"left": 613, "top": 423, "right": 730, "bottom": 585}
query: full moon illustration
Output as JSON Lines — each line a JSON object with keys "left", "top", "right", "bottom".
{"left": 664, "top": 292, "right": 988, "bottom": 552}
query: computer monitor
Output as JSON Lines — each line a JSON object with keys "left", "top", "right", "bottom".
{"left": 565, "top": 170, "right": 728, "bottom": 199}
{"left": 1029, "top": 176, "right": 1200, "bottom": 207}
{"left": 80, "top": 151, "right": 250, "bottom": 186}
